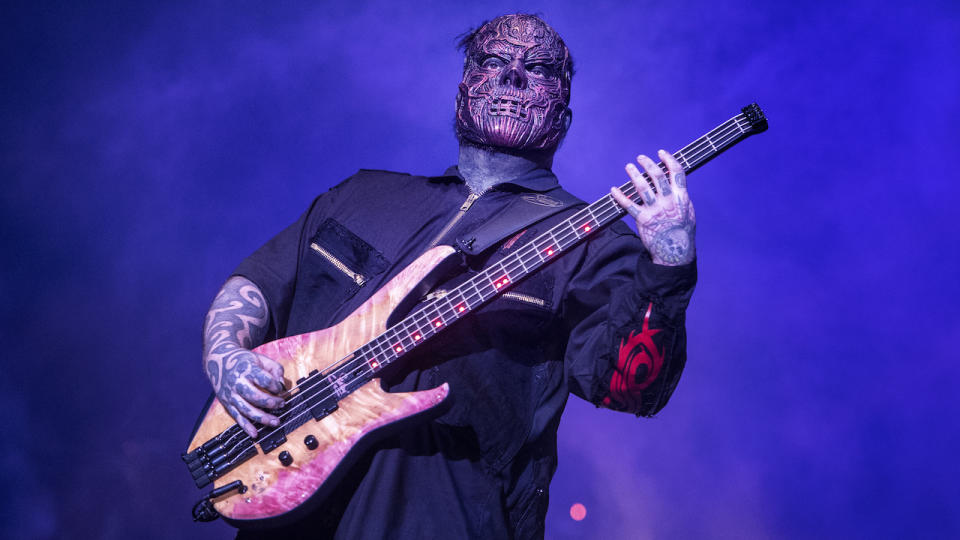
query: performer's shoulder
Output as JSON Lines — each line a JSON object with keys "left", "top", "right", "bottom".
{"left": 345, "top": 167, "right": 445, "bottom": 191}
{"left": 316, "top": 168, "right": 414, "bottom": 196}
{"left": 354, "top": 168, "right": 413, "bottom": 178}
{"left": 346, "top": 168, "right": 431, "bottom": 188}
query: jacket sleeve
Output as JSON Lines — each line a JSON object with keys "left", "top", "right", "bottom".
{"left": 231, "top": 209, "right": 309, "bottom": 341}
{"left": 561, "top": 220, "right": 697, "bottom": 417}
{"left": 230, "top": 175, "right": 351, "bottom": 340}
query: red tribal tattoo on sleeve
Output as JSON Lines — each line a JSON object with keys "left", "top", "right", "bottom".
{"left": 602, "top": 303, "right": 664, "bottom": 413}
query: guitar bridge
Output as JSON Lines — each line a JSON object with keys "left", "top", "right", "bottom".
{"left": 182, "top": 424, "right": 259, "bottom": 488}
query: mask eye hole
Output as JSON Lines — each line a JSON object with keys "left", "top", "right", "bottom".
{"left": 480, "top": 56, "right": 506, "bottom": 70}
{"left": 526, "top": 63, "right": 557, "bottom": 80}
{"left": 528, "top": 65, "right": 548, "bottom": 77}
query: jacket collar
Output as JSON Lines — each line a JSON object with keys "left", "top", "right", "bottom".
{"left": 430, "top": 165, "right": 559, "bottom": 193}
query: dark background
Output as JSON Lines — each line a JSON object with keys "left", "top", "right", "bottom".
{"left": 3, "top": 1, "right": 958, "bottom": 538}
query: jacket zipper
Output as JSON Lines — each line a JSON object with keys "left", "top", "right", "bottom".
{"left": 426, "top": 191, "right": 484, "bottom": 249}
{"left": 309, "top": 242, "right": 366, "bottom": 286}
{"left": 502, "top": 291, "right": 547, "bottom": 308}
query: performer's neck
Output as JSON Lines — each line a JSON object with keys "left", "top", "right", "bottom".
{"left": 457, "top": 143, "right": 554, "bottom": 194}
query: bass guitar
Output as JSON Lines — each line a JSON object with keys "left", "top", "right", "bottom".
{"left": 183, "top": 104, "right": 768, "bottom": 528}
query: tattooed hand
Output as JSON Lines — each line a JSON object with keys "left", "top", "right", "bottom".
{"left": 203, "top": 276, "right": 286, "bottom": 438}
{"left": 611, "top": 149, "right": 696, "bottom": 266}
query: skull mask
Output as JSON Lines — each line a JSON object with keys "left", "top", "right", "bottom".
{"left": 455, "top": 15, "right": 572, "bottom": 151}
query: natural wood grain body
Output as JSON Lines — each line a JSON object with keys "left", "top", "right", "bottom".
{"left": 187, "top": 245, "right": 455, "bottom": 525}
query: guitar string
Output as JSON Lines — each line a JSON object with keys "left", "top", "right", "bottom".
{"left": 200, "top": 116, "right": 750, "bottom": 468}
{"left": 267, "top": 115, "right": 748, "bottom": 404}
{"left": 205, "top": 119, "right": 751, "bottom": 473}
{"left": 203, "top": 115, "right": 750, "bottom": 468}
{"left": 260, "top": 115, "right": 748, "bottom": 421}
{"left": 202, "top": 116, "right": 750, "bottom": 468}
{"left": 317, "top": 115, "right": 749, "bottom": 382}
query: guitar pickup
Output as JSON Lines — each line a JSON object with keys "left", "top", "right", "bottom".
{"left": 310, "top": 397, "right": 338, "bottom": 421}
{"left": 296, "top": 369, "right": 319, "bottom": 386}
{"left": 258, "top": 427, "right": 287, "bottom": 454}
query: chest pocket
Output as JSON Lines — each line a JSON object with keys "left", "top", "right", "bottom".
{"left": 288, "top": 218, "right": 389, "bottom": 333}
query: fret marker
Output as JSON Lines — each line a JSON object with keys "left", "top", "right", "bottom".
{"left": 413, "top": 333, "right": 421, "bottom": 341}
{"left": 394, "top": 345, "right": 403, "bottom": 353}
{"left": 433, "top": 319, "right": 443, "bottom": 328}
{"left": 495, "top": 276, "right": 510, "bottom": 289}
{"left": 545, "top": 247, "right": 555, "bottom": 256}
{"left": 369, "top": 359, "right": 380, "bottom": 370}
{"left": 582, "top": 224, "right": 591, "bottom": 232}
{"left": 457, "top": 304, "right": 466, "bottom": 313}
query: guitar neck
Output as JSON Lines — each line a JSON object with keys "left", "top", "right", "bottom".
{"left": 183, "top": 105, "right": 769, "bottom": 497}
{"left": 319, "top": 104, "right": 767, "bottom": 390}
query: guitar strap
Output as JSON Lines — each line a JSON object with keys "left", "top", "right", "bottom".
{"left": 454, "top": 188, "right": 585, "bottom": 256}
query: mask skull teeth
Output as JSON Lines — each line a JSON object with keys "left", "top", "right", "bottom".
{"left": 488, "top": 97, "right": 529, "bottom": 120}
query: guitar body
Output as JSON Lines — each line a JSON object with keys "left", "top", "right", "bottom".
{"left": 186, "top": 245, "right": 455, "bottom": 528}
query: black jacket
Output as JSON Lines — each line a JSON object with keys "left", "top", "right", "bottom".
{"left": 233, "top": 166, "right": 696, "bottom": 539}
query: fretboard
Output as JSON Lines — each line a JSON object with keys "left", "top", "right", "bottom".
{"left": 298, "top": 105, "right": 767, "bottom": 403}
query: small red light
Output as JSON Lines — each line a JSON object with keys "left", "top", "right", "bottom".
{"left": 457, "top": 304, "right": 466, "bottom": 312}
{"left": 413, "top": 333, "right": 421, "bottom": 341}
{"left": 369, "top": 359, "right": 380, "bottom": 369}
{"left": 395, "top": 345, "right": 403, "bottom": 353}
{"left": 546, "top": 248, "right": 554, "bottom": 256}
{"left": 570, "top": 503, "right": 587, "bottom": 521}
{"left": 496, "top": 282, "right": 503, "bottom": 288}
{"left": 434, "top": 320, "right": 442, "bottom": 328}
{"left": 583, "top": 224, "right": 591, "bottom": 232}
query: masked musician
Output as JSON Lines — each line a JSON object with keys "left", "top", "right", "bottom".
{"left": 202, "top": 14, "right": 696, "bottom": 539}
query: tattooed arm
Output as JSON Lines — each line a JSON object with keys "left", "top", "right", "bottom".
{"left": 203, "top": 276, "right": 286, "bottom": 437}
{"left": 611, "top": 149, "right": 696, "bottom": 266}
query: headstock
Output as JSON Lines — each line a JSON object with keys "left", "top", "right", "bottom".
{"left": 741, "top": 103, "right": 768, "bottom": 134}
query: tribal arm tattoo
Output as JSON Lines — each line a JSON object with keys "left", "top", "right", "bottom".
{"left": 202, "top": 276, "right": 285, "bottom": 437}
